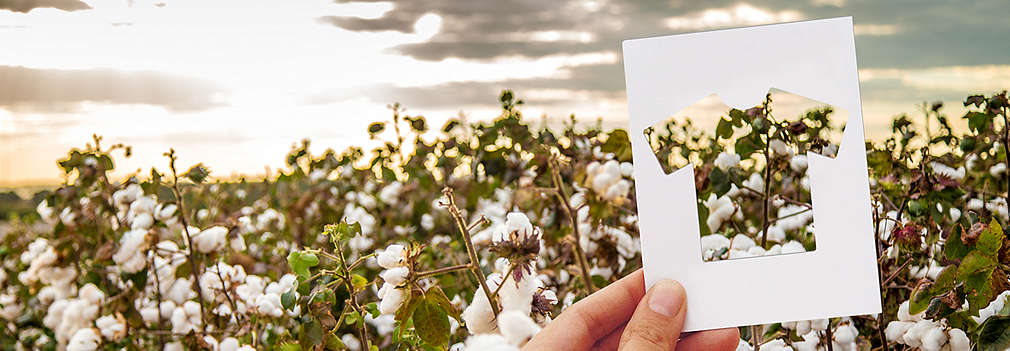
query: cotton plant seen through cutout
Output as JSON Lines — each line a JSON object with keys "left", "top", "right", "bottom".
{"left": 642, "top": 89, "right": 849, "bottom": 261}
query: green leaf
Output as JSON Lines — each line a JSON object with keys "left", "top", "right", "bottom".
{"left": 716, "top": 118, "right": 734, "bottom": 139}
{"left": 909, "top": 282, "right": 934, "bottom": 315}
{"left": 310, "top": 288, "right": 335, "bottom": 305}
{"left": 183, "top": 163, "right": 210, "bottom": 184}
{"left": 344, "top": 310, "right": 360, "bottom": 325}
{"left": 281, "top": 290, "right": 297, "bottom": 310}
{"left": 709, "top": 167, "right": 731, "bottom": 196}
{"left": 303, "top": 319, "right": 324, "bottom": 348}
{"left": 932, "top": 266, "right": 957, "bottom": 293}
{"left": 368, "top": 122, "right": 386, "bottom": 135}
{"left": 426, "top": 286, "right": 461, "bottom": 322}
{"left": 729, "top": 109, "right": 747, "bottom": 127}
{"left": 945, "top": 225, "right": 971, "bottom": 261}
{"left": 278, "top": 343, "right": 301, "bottom": 351}
{"left": 734, "top": 133, "right": 764, "bottom": 158}
{"left": 287, "top": 251, "right": 320, "bottom": 279}
{"left": 958, "top": 251, "right": 996, "bottom": 280}
{"left": 966, "top": 111, "right": 991, "bottom": 133}
{"left": 351, "top": 274, "right": 368, "bottom": 292}
{"left": 365, "top": 302, "right": 380, "bottom": 318}
{"left": 412, "top": 298, "right": 450, "bottom": 348}
{"left": 977, "top": 315, "right": 1010, "bottom": 351}
{"left": 979, "top": 221, "right": 1005, "bottom": 258}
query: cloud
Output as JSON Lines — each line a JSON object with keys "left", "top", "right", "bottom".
{"left": 0, "top": 0, "right": 89, "bottom": 13}
{"left": 663, "top": 3, "right": 804, "bottom": 30}
{"left": 860, "top": 65, "right": 1010, "bottom": 93}
{"left": 0, "top": 65, "right": 227, "bottom": 112}
{"left": 853, "top": 24, "right": 898, "bottom": 36}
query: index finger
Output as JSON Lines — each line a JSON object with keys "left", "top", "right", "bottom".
{"left": 524, "top": 269, "right": 646, "bottom": 350}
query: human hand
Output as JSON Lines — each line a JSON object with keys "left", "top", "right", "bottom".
{"left": 523, "top": 269, "right": 739, "bottom": 350}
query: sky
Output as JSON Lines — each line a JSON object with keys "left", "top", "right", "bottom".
{"left": 1, "top": 0, "right": 1008, "bottom": 186}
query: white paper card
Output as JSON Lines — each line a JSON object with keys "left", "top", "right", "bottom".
{"left": 622, "top": 17, "right": 882, "bottom": 332}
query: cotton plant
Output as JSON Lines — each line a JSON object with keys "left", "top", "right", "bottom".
{"left": 5, "top": 90, "right": 1010, "bottom": 350}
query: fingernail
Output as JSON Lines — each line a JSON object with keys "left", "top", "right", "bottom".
{"left": 648, "top": 280, "right": 684, "bottom": 317}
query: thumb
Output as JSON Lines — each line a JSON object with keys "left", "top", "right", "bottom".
{"left": 619, "top": 279, "right": 687, "bottom": 351}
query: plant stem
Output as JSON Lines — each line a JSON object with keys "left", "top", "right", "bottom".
{"left": 1003, "top": 108, "right": 1008, "bottom": 201}
{"left": 872, "top": 205, "right": 890, "bottom": 351}
{"left": 492, "top": 263, "right": 518, "bottom": 297}
{"left": 334, "top": 242, "right": 370, "bottom": 350}
{"left": 415, "top": 263, "right": 473, "bottom": 278}
{"left": 549, "top": 158, "right": 596, "bottom": 293}
{"left": 166, "top": 149, "right": 208, "bottom": 329}
{"left": 824, "top": 321, "right": 834, "bottom": 351}
{"left": 760, "top": 102, "right": 773, "bottom": 248}
{"left": 751, "top": 325, "right": 761, "bottom": 351}
{"left": 442, "top": 187, "right": 501, "bottom": 317}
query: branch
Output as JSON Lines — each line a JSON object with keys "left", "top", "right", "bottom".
{"left": 442, "top": 187, "right": 501, "bottom": 317}
{"left": 548, "top": 157, "right": 596, "bottom": 293}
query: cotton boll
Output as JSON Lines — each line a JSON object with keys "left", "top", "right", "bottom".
{"left": 743, "top": 173, "right": 765, "bottom": 194}
{"left": 715, "top": 152, "right": 741, "bottom": 170}
{"left": 505, "top": 212, "right": 534, "bottom": 238}
{"left": 730, "top": 234, "right": 756, "bottom": 251}
{"left": 498, "top": 310, "right": 541, "bottom": 346}
{"left": 920, "top": 326, "right": 947, "bottom": 351}
{"left": 379, "top": 287, "right": 406, "bottom": 315}
{"left": 948, "top": 328, "right": 969, "bottom": 351}
{"left": 219, "top": 337, "right": 240, "bottom": 351}
{"left": 735, "top": 339, "right": 753, "bottom": 351}
{"left": 60, "top": 207, "right": 76, "bottom": 226}
{"left": 792, "top": 331, "right": 821, "bottom": 351}
{"left": 381, "top": 267, "right": 410, "bottom": 286}
{"left": 155, "top": 203, "right": 177, "bottom": 222}
{"left": 770, "top": 139, "right": 790, "bottom": 155}
{"left": 591, "top": 172, "right": 616, "bottom": 194}
{"left": 464, "top": 334, "right": 518, "bottom": 351}
{"left": 903, "top": 320, "right": 937, "bottom": 347}
{"left": 701, "top": 235, "right": 731, "bottom": 253}
{"left": 113, "top": 229, "right": 149, "bottom": 273}
{"left": 885, "top": 321, "right": 914, "bottom": 342}
{"left": 192, "top": 226, "right": 228, "bottom": 253}
{"left": 930, "top": 162, "right": 966, "bottom": 181}
{"left": 810, "top": 318, "right": 828, "bottom": 331}
{"left": 897, "top": 300, "right": 923, "bottom": 322}
{"left": 765, "top": 225, "right": 785, "bottom": 243}
{"left": 795, "top": 320, "right": 811, "bottom": 335}
{"left": 95, "top": 314, "right": 125, "bottom": 340}
{"left": 131, "top": 213, "right": 154, "bottom": 230}
{"left": 342, "top": 334, "right": 361, "bottom": 351}
{"left": 781, "top": 241, "right": 806, "bottom": 254}
{"left": 377, "top": 244, "right": 407, "bottom": 269}
{"left": 66, "top": 328, "right": 100, "bottom": 351}
{"left": 990, "top": 163, "right": 1007, "bottom": 177}
{"left": 463, "top": 275, "right": 502, "bottom": 334}
{"left": 747, "top": 246, "right": 766, "bottom": 256}
{"left": 499, "top": 272, "right": 540, "bottom": 314}
{"left": 950, "top": 208, "right": 962, "bottom": 222}
{"left": 421, "top": 214, "right": 435, "bottom": 231}
{"left": 728, "top": 249, "right": 755, "bottom": 259}
{"left": 230, "top": 234, "right": 246, "bottom": 252}
{"left": 766, "top": 244, "right": 782, "bottom": 256}
{"left": 833, "top": 323, "right": 857, "bottom": 344}
{"left": 620, "top": 162, "right": 634, "bottom": 177}
{"left": 761, "top": 340, "right": 790, "bottom": 351}
{"left": 790, "top": 155, "right": 808, "bottom": 173}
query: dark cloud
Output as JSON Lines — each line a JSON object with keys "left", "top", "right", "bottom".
{"left": 331, "top": 68, "right": 624, "bottom": 111}
{"left": 0, "top": 0, "right": 90, "bottom": 13}
{"left": 316, "top": 0, "right": 1009, "bottom": 115}
{"left": 0, "top": 66, "right": 227, "bottom": 112}
{"left": 323, "top": 0, "right": 1010, "bottom": 70}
